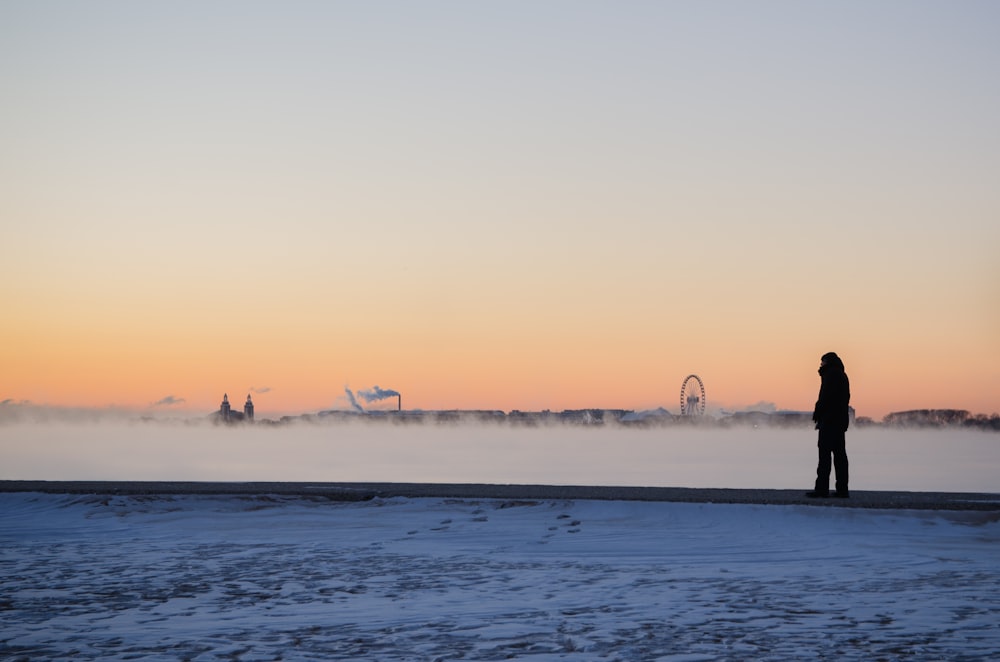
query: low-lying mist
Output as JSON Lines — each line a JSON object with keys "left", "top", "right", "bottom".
{"left": 1, "top": 418, "right": 997, "bottom": 493}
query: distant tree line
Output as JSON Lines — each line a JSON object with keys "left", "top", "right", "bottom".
{"left": 876, "top": 409, "right": 1000, "bottom": 431}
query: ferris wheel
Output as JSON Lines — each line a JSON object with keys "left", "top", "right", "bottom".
{"left": 679, "top": 374, "right": 706, "bottom": 416}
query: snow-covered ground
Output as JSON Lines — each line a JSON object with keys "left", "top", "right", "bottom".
{"left": 3, "top": 492, "right": 998, "bottom": 660}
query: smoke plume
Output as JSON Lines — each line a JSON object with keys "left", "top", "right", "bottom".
{"left": 344, "top": 387, "right": 364, "bottom": 413}
{"left": 152, "top": 395, "right": 186, "bottom": 407}
{"left": 358, "top": 386, "right": 400, "bottom": 403}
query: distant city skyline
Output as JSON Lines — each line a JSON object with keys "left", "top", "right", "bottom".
{"left": 4, "top": 389, "right": 998, "bottom": 428}
{"left": 2, "top": 2, "right": 998, "bottom": 421}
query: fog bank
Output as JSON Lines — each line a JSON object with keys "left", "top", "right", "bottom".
{"left": 1, "top": 422, "right": 997, "bottom": 493}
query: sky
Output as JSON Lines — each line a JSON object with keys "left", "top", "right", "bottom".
{"left": 1, "top": 1, "right": 998, "bottom": 419}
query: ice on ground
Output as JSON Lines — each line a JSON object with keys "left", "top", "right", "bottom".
{"left": 2, "top": 493, "right": 998, "bottom": 660}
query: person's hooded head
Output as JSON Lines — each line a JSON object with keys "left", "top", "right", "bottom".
{"left": 820, "top": 351, "right": 845, "bottom": 374}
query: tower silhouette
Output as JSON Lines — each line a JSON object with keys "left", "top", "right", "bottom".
{"left": 244, "top": 394, "right": 254, "bottom": 421}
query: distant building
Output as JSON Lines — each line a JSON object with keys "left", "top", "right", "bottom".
{"left": 216, "top": 393, "right": 254, "bottom": 423}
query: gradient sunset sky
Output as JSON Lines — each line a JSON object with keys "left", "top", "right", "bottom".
{"left": 2, "top": 1, "right": 998, "bottom": 419}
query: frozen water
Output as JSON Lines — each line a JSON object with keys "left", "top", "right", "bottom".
{"left": 2, "top": 492, "right": 999, "bottom": 660}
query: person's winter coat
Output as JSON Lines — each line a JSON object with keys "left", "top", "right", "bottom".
{"left": 813, "top": 353, "right": 851, "bottom": 432}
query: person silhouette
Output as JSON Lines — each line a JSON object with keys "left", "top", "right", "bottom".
{"left": 807, "top": 352, "right": 851, "bottom": 498}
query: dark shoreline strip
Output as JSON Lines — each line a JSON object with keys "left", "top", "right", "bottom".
{"left": 2, "top": 480, "right": 999, "bottom": 511}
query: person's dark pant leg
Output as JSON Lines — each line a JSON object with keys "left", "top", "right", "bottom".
{"left": 831, "top": 433, "right": 849, "bottom": 495}
{"left": 814, "top": 431, "right": 832, "bottom": 495}
{"left": 817, "top": 427, "right": 848, "bottom": 496}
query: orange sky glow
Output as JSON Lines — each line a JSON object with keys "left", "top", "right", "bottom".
{"left": 2, "top": 3, "right": 998, "bottom": 421}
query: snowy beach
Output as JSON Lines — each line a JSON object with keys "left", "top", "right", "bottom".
{"left": 4, "top": 422, "right": 1000, "bottom": 659}
{"left": 3, "top": 490, "right": 999, "bottom": 661}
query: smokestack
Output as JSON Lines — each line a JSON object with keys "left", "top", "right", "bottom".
{"left": 398, "top": 394, "right": 402, "bottom": 412}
